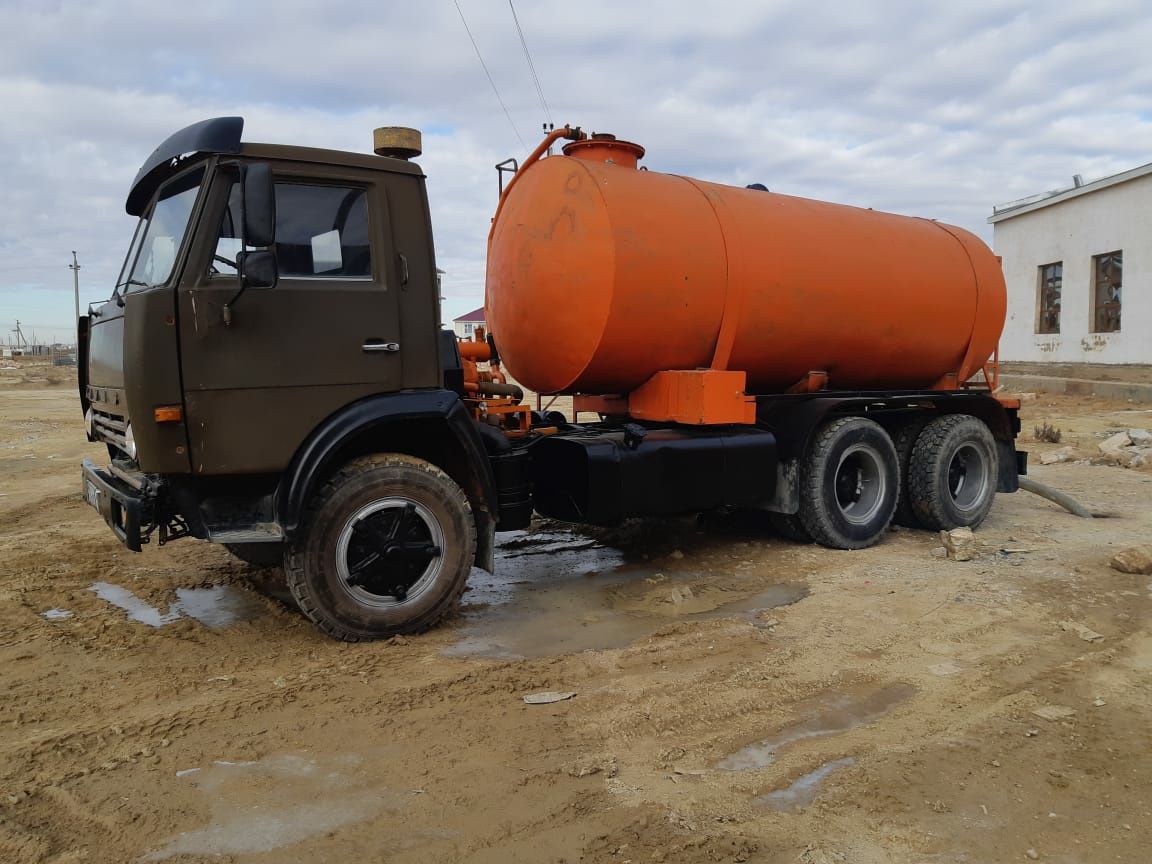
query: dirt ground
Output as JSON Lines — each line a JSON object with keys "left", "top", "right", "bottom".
{"left": 999, "top": 362, "right": 1152, "bottom": 385}
{"left": 2, "top": 363, "right": 1151, "bottom": 864}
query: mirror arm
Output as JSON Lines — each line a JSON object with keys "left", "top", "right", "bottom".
{"left": 223, "top": 164, "right": 253, "bottom": 327}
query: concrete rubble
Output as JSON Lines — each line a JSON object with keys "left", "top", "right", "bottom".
{"left": 1039, "top": 446, "right": 1076, "bottom": 465}
{"left": 939, "top": 527, "right": 977, "bottom": 561}
{"left": 1095, "top": 428, "right": 1151, "bottom": 469}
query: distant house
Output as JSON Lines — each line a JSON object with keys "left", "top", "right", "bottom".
{"left": 453, "top": 306, "right": 486, "bottom": 340}
{"left": 990, "top": 163, "right": 1151, "bottom": 365}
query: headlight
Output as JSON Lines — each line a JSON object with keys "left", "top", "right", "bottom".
{"left": 124, "top": 422, "right": 138, "bottom": 461}
{"left": 84, "top": 406, "right": 94, "bottom": 441}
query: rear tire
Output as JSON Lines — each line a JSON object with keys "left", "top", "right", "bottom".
{"left": 891, "top": 419, "right": 929, "bottom": 528}
{"left": 799, "top": 417, "right": 898, "bottom": 550}
{"left": 908, "top": 415, "right": 998, "bottom": 531}
{"left": 285, "top": 454, "right": 476, "bottom": 642}
{"left": 224, "top": 543, "right": 284, "bottom": 569}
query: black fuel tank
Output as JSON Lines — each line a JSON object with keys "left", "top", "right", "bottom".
{"left": 530, "top": 425, "right": 778, "bottom": 524}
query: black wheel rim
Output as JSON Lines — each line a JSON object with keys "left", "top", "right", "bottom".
{"left": 335, "top": 497, "right": 444, "bottom": 608}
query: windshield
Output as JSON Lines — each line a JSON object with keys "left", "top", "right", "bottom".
{"left": 118, "top": 167, "right": 204, "bottom": 293}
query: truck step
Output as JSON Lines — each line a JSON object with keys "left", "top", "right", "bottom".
{"left": 208, "top": 523, "right": 283, "bottom": 543}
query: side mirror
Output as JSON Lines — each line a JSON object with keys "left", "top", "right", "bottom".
{"left": 241, "top": 163, "right": 276, "bottom": 248}
{"left": 222, "top": 163, "right": 278, "bottom": 326}
{"left": 237, "top": 250, "right": 278, "bottom": 289}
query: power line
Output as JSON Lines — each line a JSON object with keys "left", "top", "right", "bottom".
{"left": 507, "top": 0, "right": 552, "bottom": 126}
{"left": 453, "top": 0, "right": 528, "bottom": 152}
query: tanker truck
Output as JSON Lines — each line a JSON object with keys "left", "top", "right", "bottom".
{"left": 79, "top": 117, "right": 1026, "bottom": 641}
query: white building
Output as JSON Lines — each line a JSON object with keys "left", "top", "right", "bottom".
{"left": 989, "top": 163, "right": 1151, "bottom": 365}
{"left": 452, "top": 306, "right": 486, "bottom": 340}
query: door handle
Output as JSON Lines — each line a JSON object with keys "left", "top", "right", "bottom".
{"left": 362, "top": 340, "right": 400, "bottom": 353}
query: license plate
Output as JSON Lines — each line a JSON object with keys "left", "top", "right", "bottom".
{"left": 85, "top": 479, "right": 102, "bottom": 509}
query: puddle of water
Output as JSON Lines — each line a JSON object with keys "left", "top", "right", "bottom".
{"left": 90, "top": 582, "right": 181, "bottom": 627}
{"left": 40, "top": 608, "right": 73, "bottom": 620}
{"left": 756, "top": 757, "right": 856, "bottom": 812}
{"left": 89, "top": 582, "right": 262, "bottom": 629}
{"left": 144, "top": 752, "right": 401, "bottom": 860}
{"left": 447, "top": 529, "right": 808, "bottom": 659}
{"left": 717, "top": 682, "right": 916, "bottom": 771}
{"left": 174, "top": 586, "right": 263, "bottom": 628}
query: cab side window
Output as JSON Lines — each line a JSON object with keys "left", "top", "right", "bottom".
{"left": 276, "top": 184, "right": 371, "bottom": 278}
{"left": 214, "top": 180, "right": 372, "bottom": 279}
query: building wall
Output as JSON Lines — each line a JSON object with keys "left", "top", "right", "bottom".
{"left": 994, "top": 173, "right": 1151, "bottom": 365}
{"left": 453, "top": 320, "right": 484, "bottom": 339}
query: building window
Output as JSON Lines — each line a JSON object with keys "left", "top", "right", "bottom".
{"left": 463, "top": 323, "right": 473, "bottom": 336}
{"left": 1036, "top": 262, "right": 1062, "bottom": 334}
{"left": 1092, "top": 251, "right": 1122, "bottom": 333}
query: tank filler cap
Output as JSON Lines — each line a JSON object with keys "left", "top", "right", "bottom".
{"left": 562, "top": 132, "right": 645, "bottom": 169}
{"left": 373, "top": 126, "right": 422, "bottom": 159}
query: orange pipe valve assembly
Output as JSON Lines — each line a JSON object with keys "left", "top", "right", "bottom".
{"left": 486, "top": 131, "right": 1006, "bottom": 424}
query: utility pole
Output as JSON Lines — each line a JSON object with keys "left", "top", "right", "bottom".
{"left": 68, "top": 251, "right": 81, "bottom": 346}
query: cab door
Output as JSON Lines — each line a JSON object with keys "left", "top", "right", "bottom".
{"left": 178, "top": 162, "right": 402, "bottom": 474}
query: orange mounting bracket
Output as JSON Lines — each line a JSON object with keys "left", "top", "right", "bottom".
{"left": 626, "top": 369, "right": 756, "bottom": 425}
{"left": 785, "top": 371, "right": 829, "bottom": 394}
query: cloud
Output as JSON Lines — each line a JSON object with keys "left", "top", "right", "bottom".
{"left": 2, "top": 0, "right": 1150, "bottom": 341}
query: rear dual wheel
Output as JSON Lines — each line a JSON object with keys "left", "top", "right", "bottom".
{"left": 792, "top": 413, "right": 998, "bottom": 548}
{"left": 907, "top": 415, "right": 998, "bottom": 531}
{"left": 799, "top": 417, "right": 899, "bottom": 550}
{"left": 891, "top": 418, "right": 929, "bottom": 528}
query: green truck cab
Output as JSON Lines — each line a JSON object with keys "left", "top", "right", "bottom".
{"left": 81, "top": 117, "right": 509, "bottom": 640}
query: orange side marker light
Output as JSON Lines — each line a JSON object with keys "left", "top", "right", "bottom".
{"left": 154, "top": 405, "right": 183, "bottom": 424}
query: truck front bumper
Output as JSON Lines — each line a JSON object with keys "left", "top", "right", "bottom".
{"left": 82, "top": 459, "right": 146, "bottom": 551}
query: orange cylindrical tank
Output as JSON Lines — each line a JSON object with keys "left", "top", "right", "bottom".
{"left": 485, "top": 133, "right": 1005, "bottom": 396}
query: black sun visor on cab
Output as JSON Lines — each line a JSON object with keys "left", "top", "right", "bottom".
{"left": 126, "top": 116, "right": 244, "bottom": 216}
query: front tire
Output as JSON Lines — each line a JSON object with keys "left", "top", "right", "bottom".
{"left": 285, "top": 453, "right": 476, "bottom": 642}
{"left": 908, "top": 415, "right": 998, "bottom": 531}
{"left": 799, "top": 417, "right": 898, "bottom": 550}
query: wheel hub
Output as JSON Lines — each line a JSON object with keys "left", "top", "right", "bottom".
{"left": 335, "top": 498, "right": 444, "bottom": 607}
{"left": 833, "top": 444, "right": 887, "bottom": 525}
{"left": 947, "top": 444, "right": 988, "bottom": 511}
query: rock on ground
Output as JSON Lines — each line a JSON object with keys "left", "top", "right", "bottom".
{"left": 1098, "top": 431, "right": 1132, "bottom": 456}
{"left": 1110, "top": 546, "right": 1152, "bottom": 575}
{"left": 1040, "top": 446, "right": 1076, "bottom": 465}
{"left": 1128, "top": 428, "right": 1151, "bottom": 446}
{"left": 939, "top": 527, "right": 977, "bottom": 561}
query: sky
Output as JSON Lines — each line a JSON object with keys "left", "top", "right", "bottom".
{"left": 2, "top": 0, "right": 1151, "bottom": 345}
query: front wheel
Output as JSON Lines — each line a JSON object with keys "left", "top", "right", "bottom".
{"left": 799, "top": 417, "right": 899, "bottom": 550}
{"left": 285, "top": 454, "right": 476, "bottom": 642}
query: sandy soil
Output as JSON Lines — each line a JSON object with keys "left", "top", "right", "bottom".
{"left": 1, "top": 372, "right": 1151, "bottom": 864}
